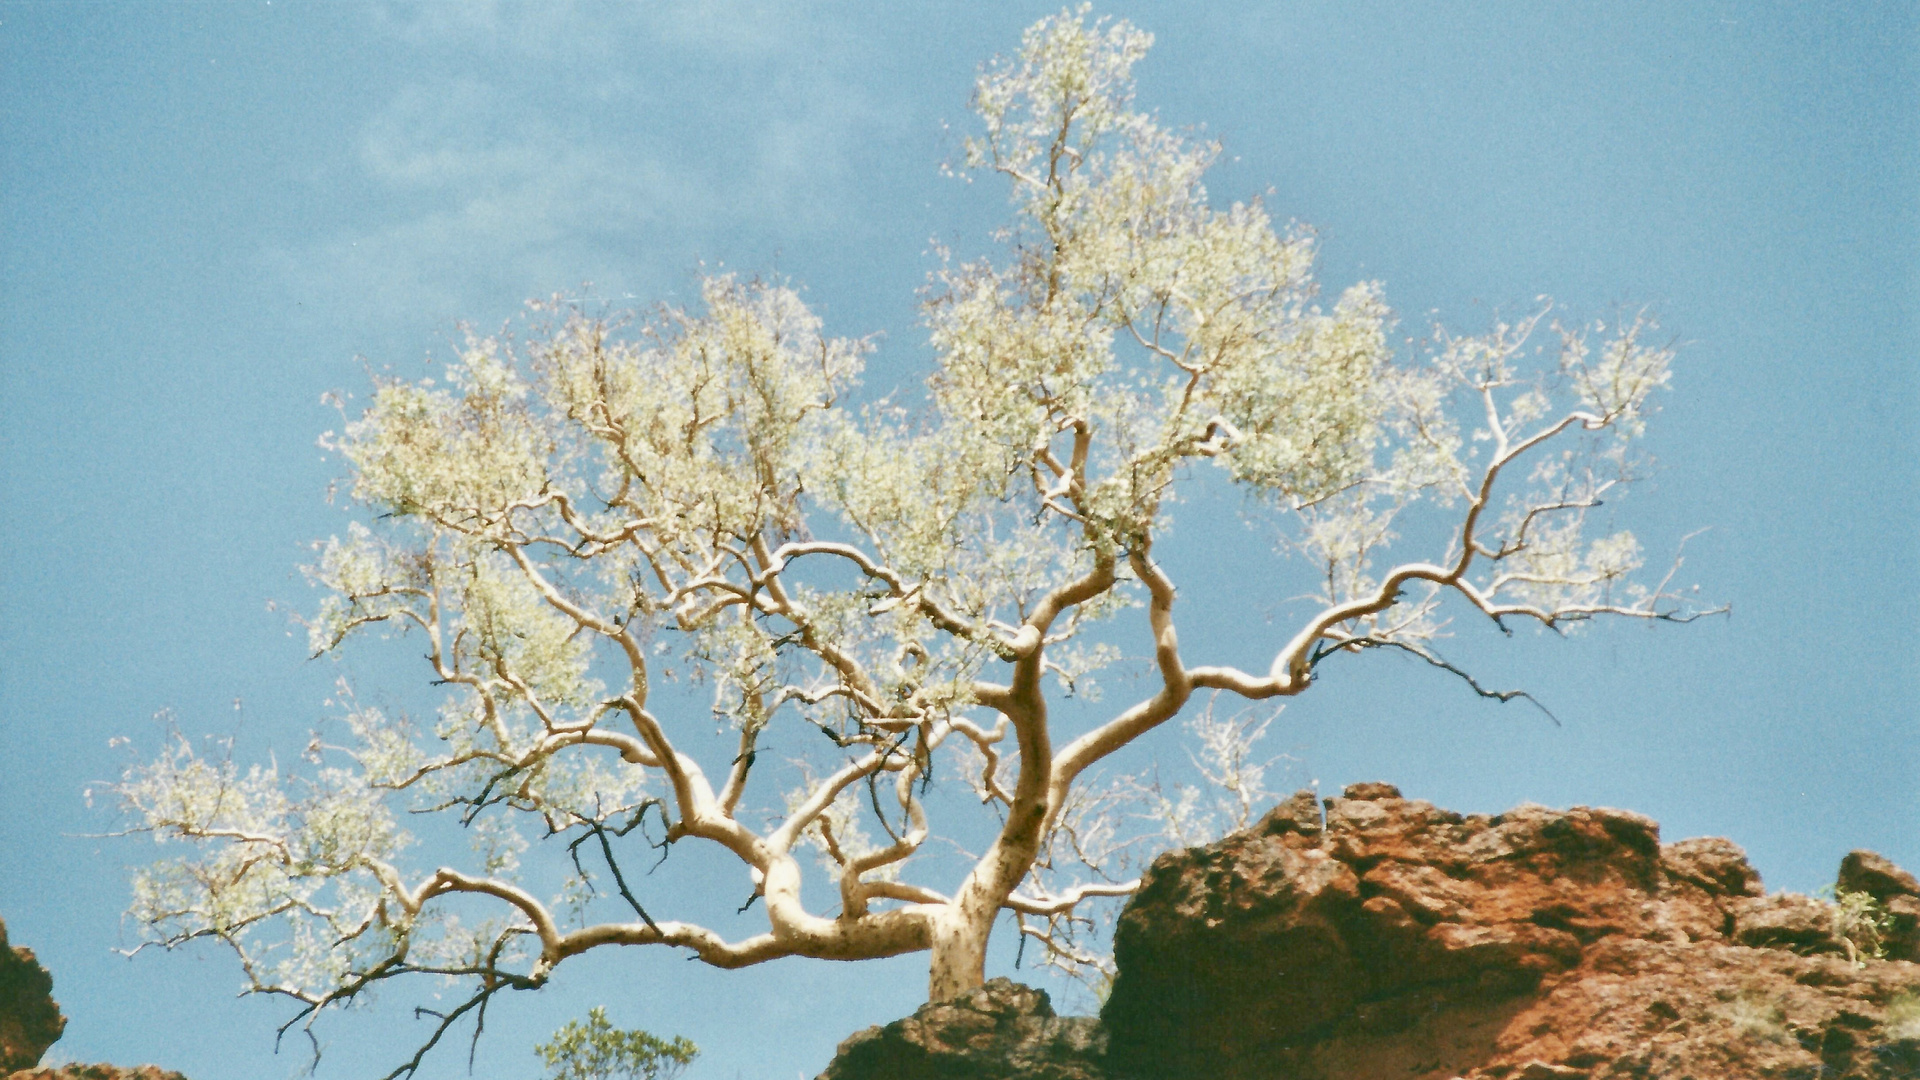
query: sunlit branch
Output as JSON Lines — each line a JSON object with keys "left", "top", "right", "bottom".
{"left": 504, "top": 543, "right": 651, "bottom": 701}
{"left": 841, "top": 767, "right": 931, "bottom": 917}
{"left": 1014, "top": 917, "right": 1106, "bottom": 972}
{"left": 1049, "top": 545, "right": 1191, "bottom": 796}
{"left": 1004, "top": 879, "right": 1140, "bottom": 916}
{"left": 764, "top": 539, "right": 1008, "bottom": 657}
{"left": 864, "top": 881, "right": 951, "bottom": 908}
{"left": 770, "top": 742, "right": 907, "bottom": 853}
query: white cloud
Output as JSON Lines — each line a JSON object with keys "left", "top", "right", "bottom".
{"left": 650, "top": 0, "right": 810, "bottom": 58}
{"left": 276, "top": 4, "right": 899, "bottom": 331}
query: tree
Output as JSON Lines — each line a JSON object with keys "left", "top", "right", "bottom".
{"left": 535, "top": 1009, "right": 696, "bottom": 1080}
{"left": 117, "top": 8, "right": 1708, "bottom": 1073}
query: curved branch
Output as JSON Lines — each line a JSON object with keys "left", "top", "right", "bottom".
{"left": 554, "top": 920, "right": 793, "bottom": 969}
{"left": 505, "top": 544, "right": 651, "bottom": 705}
{"left": 769, "top": 742, "right": 905, "bottom": 853}
{"left": 841, "top": 764, "right": 932, "bottom": 916}
{"left": 367, "top": 864, "right": 562, "bottom": 954}
{"left": 766, "top": 539, "right": 1010, "bottom": 658}
{"left": 1003, "top": 879, "right": 1140, "bottom": 917}
{"left": 1048, "top": 545, "right": 1192, "bottom": 797}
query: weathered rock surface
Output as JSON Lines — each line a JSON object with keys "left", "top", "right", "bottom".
{"left": 1103, "top": 783, "right": 1920, "bottom": 1079}
{"left": 0, "top": 920, "right": 64, "bottom": 1073}
{"left": 6, "top": 1060, "right": 189, "bottom": 1068}
{"left": 817, "top": 978, "right": 1104, "bottom": 1080}
{"left": 1841, "top": 849, "right": 1920, "bottom": 963}
{"left": 0, "top": 918, "right": 186, "bottom": 1080}
{"left": 818, "top": 785, "right": 1920, "bottom": 1080}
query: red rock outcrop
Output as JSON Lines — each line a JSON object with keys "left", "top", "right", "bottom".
{"left": 0, "top": 918, "right": 186, "bottom": 1080}
{"left": 1840, "top": 849, "right": 1920, "bottom": 963}
{"left": 1102, "top": 784, "right": 1920, "bottom": 1080}
{"left": 0, "top": 919, "right": 64, "bottom": 1073}
{"left": 5, "top": 1060, "right": 187, "bottom": 1068}
{"left": 814, "top": 785, "right": 1920, "bottom": 1079}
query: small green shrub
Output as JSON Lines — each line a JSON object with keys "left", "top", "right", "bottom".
{"left": 1714, "top": 989, "right": 1787, "bottom": 1043}
{"left": 1887, "top": 991, "right": 1920, "bottom": 1040}
{"left": 536, "top": 1008, "right": 698, "bottom": 1080}
{"left": 1822, "top": 886, "right": 1894, "bottom": 964}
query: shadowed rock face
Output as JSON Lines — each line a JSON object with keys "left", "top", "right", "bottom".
{"left": 0, "top": 919, "right": 65, "bottom": 1073}
{"left": 817, "top": 784, "right": 1920, "bottom": 1080}
{"left": 1840, "top": 849, "right": 1920, "bottom": 963}
{"left": 0, "top": 919, "right": 187, "bottom": 1080}
{"left": 816, "top": 978, "right": 1105, "bottom": 1080}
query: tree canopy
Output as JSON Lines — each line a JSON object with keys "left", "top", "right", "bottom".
{"left": 117, "top": 8, "right": 1705, "bottom": 1074}
{"left": 536, "top": 1009, "right": 696, "bottom": 1080}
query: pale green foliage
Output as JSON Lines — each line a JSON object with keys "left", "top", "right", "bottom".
{"left": 1823, "top": 886, "right": 1894, "bottom": 964}
{"left": 536, "top": 1008, "right": 696, "bottom": 1080}
{"left": 119, "top": 8, "right": 1701, "bottom": 1067}
{"left": 1886, "top": 991, "right": 1920, "bottom": 1040}
{"left": 1714, "top": 989, "right": 1789, "bottom": 1043}
{"left": 120, "top": 728, "right": 415, "bottom": 996}
{"left": 946, "top": 6, "right": 1382, "bottom": 540}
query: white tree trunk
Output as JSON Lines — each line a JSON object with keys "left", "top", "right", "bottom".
{"left": 926, "top": 904, "right": 995, "bottom": 1001}
{"left": 925, "top": 808, "right": 1045, "bottom": 999}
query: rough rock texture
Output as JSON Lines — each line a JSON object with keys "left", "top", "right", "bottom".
{"left": 0, "top": 918, "right": 185, "bottom": 1080}
{"left": 817, "top": 978, "right": 1105, "bottom": 1080}
{"left": 6, "top": 1060, "right": 189, "bottom": 1068}
{"left": 1102, "top": 783, "right": 1920, "bottom": 1080}
{"left": 0, "top": 920, "right": 65, "bottom": 1073}
{"left": 816, "top": 787, "right": 1920, "bottom": 1080}
{"left": 1840, "top": 849, "right": 1920, "bottom": 963}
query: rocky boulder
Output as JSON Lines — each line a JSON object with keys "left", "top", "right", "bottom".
{"left": 1102, "top": 783, "right": 1920, "bottom": 1080}
{"left": 817, "top": 978, "right": 1104, "bottom": 1080}
{"left": 7, "top": 1060, "right": 188, "bottom": 1068}
{"left": 0, "top": 918, "right": 187, "bottom": 1080}
{"left": 817, "top": 786, "right": 1920, "bottom": 1079}
{"left": 0, "top": 920, "right": 64, "bottom": 1073}
{"left": 1840, "top": 849, "right": 1920, "bottom": 963}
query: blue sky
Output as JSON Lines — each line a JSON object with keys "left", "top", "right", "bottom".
{"left": 1, "top": 3, "right": 1914, "bottom": 1079}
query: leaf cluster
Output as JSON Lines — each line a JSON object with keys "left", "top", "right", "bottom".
{"left": 535, "top": 1008, "right": 697, "bottom": 1080}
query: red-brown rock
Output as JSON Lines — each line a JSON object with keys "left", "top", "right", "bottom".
{"left": 1841, "top": 849, "right": 1920, "bottom": 964}
{"left": 1101, "top": 784, "right": 1920, "bottom": 1080}
{"left": 1840, "top": 851, "right": 1920, "bottom": 903}
{"left": 0, "top": 919, "right": 187, "bottom": 1080}
{"left": 814, "top": 788, "right": 1920, "bottom": 1080}
{"left": 6, "top": 1060, "right": 189, "bottom": 1068}
{"left": 0, "top": 919, "right": 64, "bottom": 1073}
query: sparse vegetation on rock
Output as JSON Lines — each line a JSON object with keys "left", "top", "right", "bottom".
{"left": 7, "top": 1068, "right": 187, "bottom": 1080}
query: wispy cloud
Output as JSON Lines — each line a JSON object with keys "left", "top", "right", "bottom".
{"left": 276, "top": 3, "right": 896, "bottom": 328}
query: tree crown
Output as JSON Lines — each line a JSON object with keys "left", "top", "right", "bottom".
{"left": 117, "top": 9, "right": 1704, "bottom": 1074}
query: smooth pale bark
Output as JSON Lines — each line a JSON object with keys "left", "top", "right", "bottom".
{"left": 928, "top": 798, "right": 1054, "bottom": 997}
